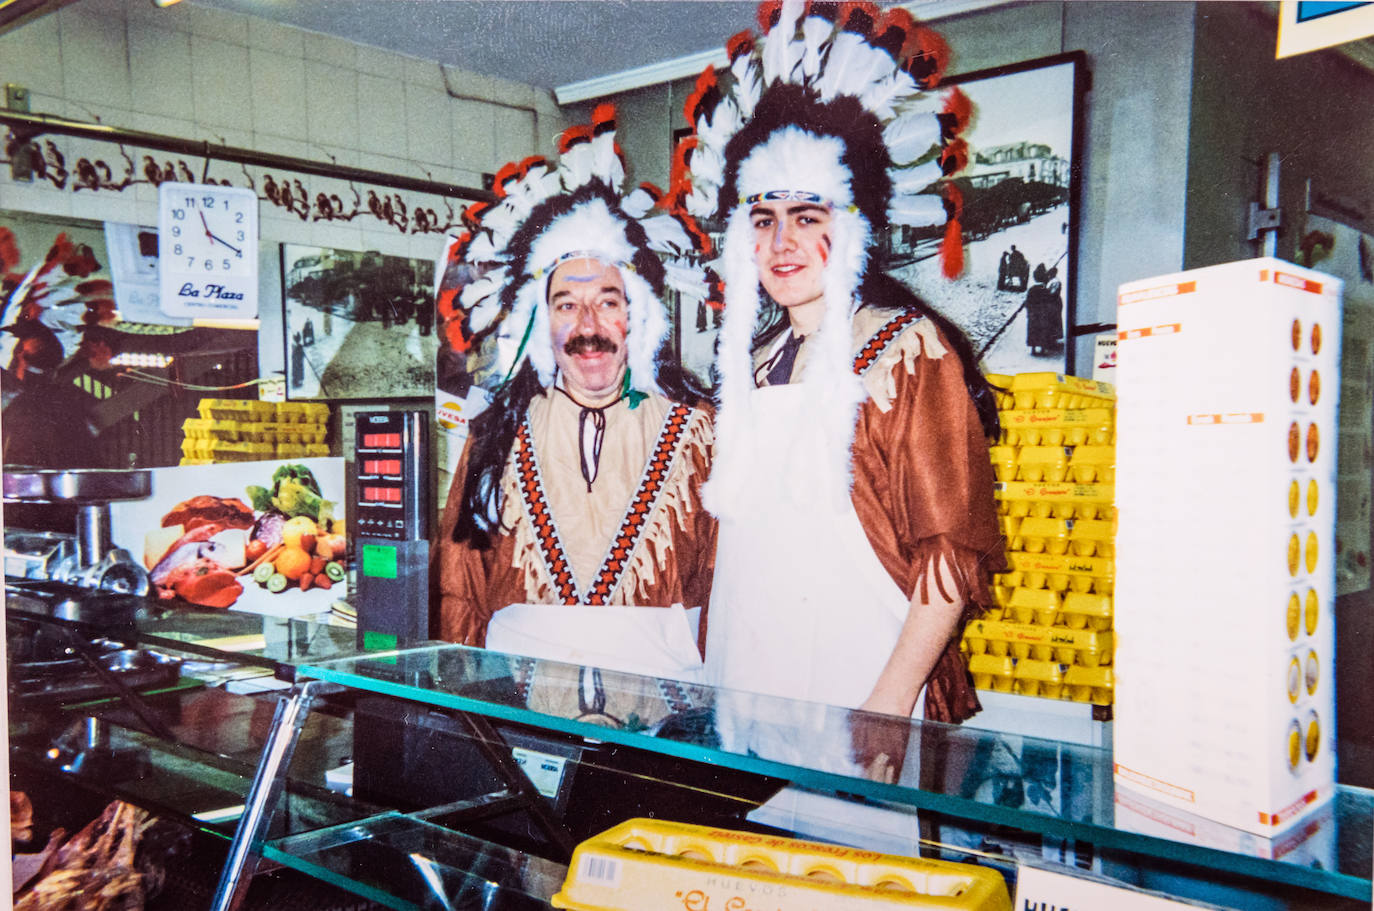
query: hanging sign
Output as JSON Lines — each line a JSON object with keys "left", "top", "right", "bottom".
{"left": 1277, "top": 1, "right": 1374, "bottom": 58}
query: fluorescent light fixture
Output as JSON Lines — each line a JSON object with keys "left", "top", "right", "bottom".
{"left": 110, "top": 352, "right": 173, "bottom": 368}
{"left": 555, "top": 48, "right": 726, "bottom": 105}
{"left": 151, "top": 0, "right": 183, "bottom": 7}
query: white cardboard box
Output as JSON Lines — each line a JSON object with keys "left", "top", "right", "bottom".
{"left": 1112, "top": 258, "right": 1340, "bottom": 835}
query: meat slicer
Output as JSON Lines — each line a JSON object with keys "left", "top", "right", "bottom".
{"left": 4, "top": 467, "right": 152, "bottom": 600}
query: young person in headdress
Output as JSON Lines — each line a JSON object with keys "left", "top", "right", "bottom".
{"left": 436, "top": 107, "right": 718, "bottom": 681}
{"left": 674, "top": 1, "right": 1003, "bottom": 725}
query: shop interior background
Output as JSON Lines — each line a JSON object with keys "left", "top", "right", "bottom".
{"left": 1, "top": 0, "right": 1373, "bottom": 788}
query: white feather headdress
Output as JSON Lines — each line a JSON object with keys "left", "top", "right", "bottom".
{"left": 676, "top": 1, "right": 973, "bottom": 518}
{"left": 454, "top": 105, "right": 713, "bottom": 393}
{"left": 669, "top": 0, "right": 971, "bottom": 266}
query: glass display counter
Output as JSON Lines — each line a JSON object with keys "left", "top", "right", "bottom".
{"left": 202, "top": 642, "right": 1373, "bottom": 911}
{"left": 8, "top": 594, "right": 1372, "bottom": 910}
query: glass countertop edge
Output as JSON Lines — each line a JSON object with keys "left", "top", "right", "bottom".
{"left": 259, "top": 845, "right": 414, "bottom": 911}
{"left": 295, "top": 662, "right": 1371, "bottom": 901}
{"left": 264, "top": 810, "right": 566, "bottom": 911}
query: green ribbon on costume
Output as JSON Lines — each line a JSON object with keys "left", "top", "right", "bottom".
{"left": 621, "top": 368, "right": 645, "bottom": 410}
{"left": 500, "top": 310, "right": 538, "bottom": 388}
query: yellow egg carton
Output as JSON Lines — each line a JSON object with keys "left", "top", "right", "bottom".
{"left": 275, "top": 442, "right": 332, "bottom": 458}
{"left": 1067, "top": 445, "right": 1115, "bottom": 484}
{"left": 178, "top": 457, "right": 214, "bottom": 466}
{"left": 994, "top": 481, "right": 1114, "bottom": 519}
{"left": 180, "top": 438, "right": 215, "bottom": 459}
{"left": 182, "top": 417, "right": 239, "bottom": 440}
{"left": 1063, "top": 665, "right": 1114, "bottom": 705}
{"left": 991, "top": 579, "right": 1112, "bottom": 629}
{"left": 963, "top": 619, "right": 1112, "bottom": 667}
{"left": 1059, "top": 592, "right": 1114, "bottom": 631}
{"left": 1012, "top": 446, "right": 1069, "bottom": 482}
{"left": 275, "top": 401, "right": 331, "bottom": 424}
{"left": 233, "top": 421, "right": 329, "bottom": 444}
{"left": 998, "top": 407, "right": 1114, "bottom": 447}
{"left": 989, "top": 446, "right": 1018, "bottom": 482}
{"left": 552, "top": 819, "right": 1012, "bottom": 911}
{"left": 209, "top": 441, "right": 276, "bottom": 462}
{"left": 967, "top": 654, "right": 1015, "bottom": 693}
{"left": 1005, "top": 551, "right": 1113, "bottom": 584}
{"left": 984, "top": 373, "right": 1015, "bottom": 411}
{"left": 198, "top": 397, "right": 276, "bottom": 423}
{"left": 1004, "top": 372, "right": 1115, "bottom": 410}
{"left": 1009, "top": 516, "right": 1070, "bottom": 554}
{"left": 1002, "top": 586, "right": 1061, "bottom": 626}
{"left": 1011, "top": 658, "right": 1064, "bottom": 698}
{"left": 965, "top": 654, "right": 1114, "bottom": 705}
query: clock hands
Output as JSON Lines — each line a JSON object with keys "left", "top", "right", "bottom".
{"left": 198, "top": 209, "right": 242, "bottom": 256}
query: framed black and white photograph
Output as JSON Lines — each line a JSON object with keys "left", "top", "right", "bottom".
{"left": 281, "top": 244, "right": 436, "bottom": 400}
{"left": 888, "top": 52, "right": 1086, "bottom": 377}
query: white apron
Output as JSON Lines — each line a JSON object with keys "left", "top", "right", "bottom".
{"left": 705, "top": 381, "right": 913, "bottom": 709}
{"left": 704, "top": 381, "right": 924, "bottom": 853}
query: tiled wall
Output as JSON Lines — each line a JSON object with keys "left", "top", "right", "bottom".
{"left": 0, "top": 0, "right": 569, "bottom": 263}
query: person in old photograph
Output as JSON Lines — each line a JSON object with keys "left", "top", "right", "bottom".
{"left": 677, "top": 4, "right": 1004, "bottom": 727}
{"left": 1024, "top": 262, "right": 1064, "bottom": 356}
{"left": 435, "top": 108, "right": 717, "bottom": 680}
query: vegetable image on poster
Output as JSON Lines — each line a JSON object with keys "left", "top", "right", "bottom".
{"left": 109, "top": 457, "right": 346, "bottom": 617}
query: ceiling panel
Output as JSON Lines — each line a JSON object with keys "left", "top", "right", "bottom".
{"left": 188, "top": 0, "right": 759, "bottom": 91}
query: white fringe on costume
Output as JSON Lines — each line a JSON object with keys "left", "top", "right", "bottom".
{"left": 499, "top": 406, "right": 714, "bottom": 605}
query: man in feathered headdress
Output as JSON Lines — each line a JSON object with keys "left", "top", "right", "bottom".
{"left": 676, "top": 1, "right": 1004, "bottom": 725}
{"left": 435, "top": 107, "right": 718, "bottom": 683}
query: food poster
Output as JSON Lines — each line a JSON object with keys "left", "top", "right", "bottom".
{"left": 108, "top": 457, "right": 346, "bottom": 617}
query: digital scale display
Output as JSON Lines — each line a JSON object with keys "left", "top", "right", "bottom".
{"left": 354, "top": 413, "right": 424, "bottom": 542}
{"left": 352, "top": 410, "right": 430, "bottom": 648}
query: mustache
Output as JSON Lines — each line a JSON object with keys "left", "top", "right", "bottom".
{"left": 563, "top": 334, "right": 617, "bottom": 355}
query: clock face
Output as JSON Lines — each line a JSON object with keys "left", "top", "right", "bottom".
{"left": 158, "top": 182, "right": 259, "bottom": 319}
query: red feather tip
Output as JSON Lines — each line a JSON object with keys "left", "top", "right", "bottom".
{"left": 876, "top": 7, "right": 917, "bottom": 55}
{"left": 592, "top": 102, "right": 616, "bottom": 126}
{"left": 940, "top": 137, "right": 968, "bottom": 175}
{"left": 491, "top": 159, "right": 523, "bottom": 198}
{"left": 913, "top": 28, "right": 951, "bottom": 84}
{"left": 557, "top": 124, "right": 593, "bottom": 153}
{"left": 757, "top": 0, "right": 782, "bottom": 33}
{"left": 941, "top": 217, "right": 964, "bottom": 279}
{"left": 726, "top": 30, "right": 755, "bottom": 61}
{"left": 461, "top": 202, "right": 491, "bottom": 230}
{"left": 674, "top": 210, "right": 714, "bottom": 257}
{"left": 444, "top": 320, "right": 470, "bottom": 354}
{"left": 683, "top": 66, "right": 718, "bottom": 126}
{"left": 837, "top": 1, "right": 880, "bottom": 33}
{"left": 667, "top": 135, "right": 698, "bottom": 204}
{"left": 942, "top": 86, "right": 972, "bottom": 132}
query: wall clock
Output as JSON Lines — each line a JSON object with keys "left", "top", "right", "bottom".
{"left": 157, "top": 182, "right": 259, "bottom": 319}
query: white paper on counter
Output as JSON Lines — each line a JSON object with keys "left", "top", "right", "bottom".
{"left": 485, "top": 603, "right": 703, "bottom": 682}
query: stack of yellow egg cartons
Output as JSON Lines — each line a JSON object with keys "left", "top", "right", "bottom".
{"left": 180, "top": 399, "right": 330, "bottom": 464}
{"left": 962, "top": 372, "right": 1116, "bottom": 710}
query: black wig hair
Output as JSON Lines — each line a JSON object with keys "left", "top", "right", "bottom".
{"left": 452, "top": 183, "right": 711, "bottom": 550}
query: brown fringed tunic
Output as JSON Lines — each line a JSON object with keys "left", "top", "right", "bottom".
{"left": 741, "top": 305, "right": 1004, "bottom": 723}
{"left": 435, "top": 389, "right": 717, "bottom": 653}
